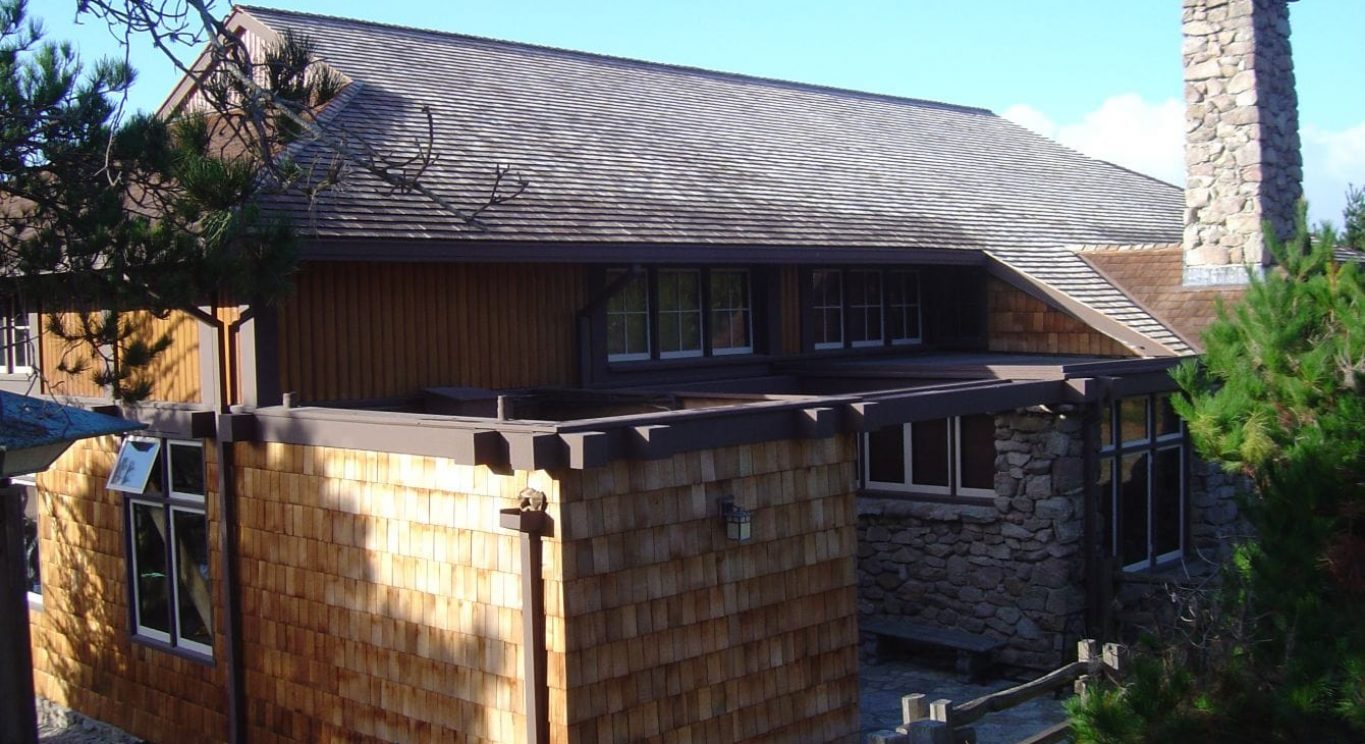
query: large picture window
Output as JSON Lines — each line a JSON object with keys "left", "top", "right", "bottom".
{"left": 605, "top": 267, "right": 754, "bottom": 362}
{"left": 1, "top": 297, "right": 31, "bottom": 374}
{"left": 1099, "top": 393, "right": 1186, "bottom": 571}
{"left": 862, "top": 414, "right": 996, "bottom": 498}
{"left": 809, "top": 268, "right": 921, "bottom": 350}
{"left": 109, "top": 438, "right": 213, "bottom": 657}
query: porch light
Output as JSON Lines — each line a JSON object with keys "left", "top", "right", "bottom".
{"left": 718, "top": 496, "right": 752, "bottom": 542}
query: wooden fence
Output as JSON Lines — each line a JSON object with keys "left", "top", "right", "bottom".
{"left": 867, "top": 639, "right": 1125, "bottom": 744}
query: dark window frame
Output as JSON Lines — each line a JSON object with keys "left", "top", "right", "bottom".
{"left": 1099, "top": 393, "right": 1188, "bottom": 572}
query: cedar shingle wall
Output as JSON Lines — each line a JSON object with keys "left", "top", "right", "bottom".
{"left": 555, "top": 438, "right": 862, "bottom": 742}
{"left": 986, "top": 278, "right": 1133, "bottom": 357}
{"left": 277, "top": 262, "right": 584, "bottom": 402}
{"left": 233, "top": 443, "right": 562, "bottom": 744}
{"left": 30, "top": 437, "right": 229, "bottom": 742}
{"left": 39, "top": 310, "right": 204, "bottom": 403}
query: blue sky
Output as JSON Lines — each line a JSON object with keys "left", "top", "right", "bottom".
{"left": 31, "top": 0, "right": 1365, "bottom": 226}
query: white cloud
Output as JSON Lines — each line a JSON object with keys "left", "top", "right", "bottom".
{"left": 1302, "top": 121, "right": 1365, "bottom": 228}
{"left": 1005, "top": 95, "right": 1365, "bottom": 227}
{"left": 1004, "top": 94, "right": 1185, "bottom": 186}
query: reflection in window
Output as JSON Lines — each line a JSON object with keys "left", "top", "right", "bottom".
{"left": 607, "top": 270, "right": 651, "bottom": 361}
{"left": 1100, "top": 394, "right": 1186, "bottom": 571}
{"left": 709, "top": 270, "right": 752, "bottom": 354}
{"left": 862, "top": 415, "right": 997, "bottom": 498}
{"left": 847, "top": 270, "right": 883, "bottom": 347}
{"left": 18, "top": 478, "right": 40, "bottom": 598}
{"left": 812, "top": 270, "right": 843, "bottom": 350}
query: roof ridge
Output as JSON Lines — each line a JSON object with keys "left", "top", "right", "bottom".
{"left": 235, "top": 4, "right": 996, "bottom": 117}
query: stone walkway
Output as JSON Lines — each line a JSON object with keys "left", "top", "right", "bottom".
{"left": 860, "top": 658, "right": 1067, "bottom": 743}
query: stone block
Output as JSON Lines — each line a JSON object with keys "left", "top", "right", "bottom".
{"left": 1034, "top": 497, "right": 1073, "bottom": 520}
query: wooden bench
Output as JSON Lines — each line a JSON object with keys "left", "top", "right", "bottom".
{"left": 862, "top": 617, "right": 1005, "bottom": 680}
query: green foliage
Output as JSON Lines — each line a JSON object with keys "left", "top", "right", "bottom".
{"left": 1344, "top": 184, "right": 1365, "bottom": 251}
{"left": 0, "top": 0, "right": 318, "bottom": 402}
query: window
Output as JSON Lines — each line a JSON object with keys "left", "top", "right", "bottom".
{"left": 606, "top": 270, "right": 651, "bottom": 361}
{"left": 809, "top": 268, "right": 921, "bottom": 350}
{"left": 657, "top": 270, "right": 702, "bottom": 359}
{"left": 1, "top": 297, "right": 31, "bottom": 373}
{"left": 709, "top": 269, "right": 753, "bottom": 355}
{"left": 605, "top": 267, "right": 755, "bottom": 362}
{"left": 863, "top": 414, "right": 996, "bottom": 498}
{"left": 15, "top": 477, "right": 41, "bottom": 603}
{"left": 1099, "top": 394, "right": 1186, "bottom": 571}
{"left": 109, "top": 438, "right": 213, "bottom": 657}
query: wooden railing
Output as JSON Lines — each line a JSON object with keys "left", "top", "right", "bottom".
{"left": 867, "top": 639, "right": 1125, "bottom": 744}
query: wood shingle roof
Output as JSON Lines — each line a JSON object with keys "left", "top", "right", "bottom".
{"left": 236, "top": 5, "right": 1192, "bottom": 353}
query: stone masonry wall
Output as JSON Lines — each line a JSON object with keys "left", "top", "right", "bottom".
{"left": 1183, "top": 0, "right": 1301, "bottom": 283}
{"left": 857, "top": 410, "right": 1087, "bottom": 669}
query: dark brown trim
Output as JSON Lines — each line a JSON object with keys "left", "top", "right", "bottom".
{"left": 238, "top": 305, "right": 282, "bottom": 408}
{"left": 297, "top": 239, "right": 985, "bottom": 267}
{"left": 852, "top": 380, "right": 1072, "bottom": 429}
{"left": 499, "top": 507, "right": 550, "bottom": 744}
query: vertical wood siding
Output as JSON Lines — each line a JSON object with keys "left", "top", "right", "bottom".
{"left": 39, "top": 310, "right": 203, "bottom": 403}
{"left": 30, "top": 437, "right": 229, "bottom": 741}
{"left": 277, "top": 262, "right": 584, "bottom": 402}
{"left": 986, "top": 278, "right": 1134, "bottom": 357}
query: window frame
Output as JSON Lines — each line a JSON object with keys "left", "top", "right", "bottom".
{"left": 861, "top": 415, "right": 997, "bottom": 500}
{"left": 113, "top": 437, "right": 214, "bottom": 660}
{"left": 1100, "top": 393, "right": 1188, "bottom": 572}
{"left": 807, "top": 267, "right": 923, "bottom": 351}
{"left": 656, "top": 269, "right": 704, "bottom": 360}
{"left": 1, "top": 297, "right": 32, "bottom": 374}
{"left": 15, "top": 476, "right": 41, "bottom": 607}
{"left": 605, "top": 269, "right": 652, "bottom": 362}
{"left": 603, "top": 266, "right": 758, "bottom": 363}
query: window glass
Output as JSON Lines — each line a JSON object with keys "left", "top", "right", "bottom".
{"left": 1119, "top": 397, "right": 1149, "bottom": 444}
{"left": 1118, "top": 452, "right": 1150, "bottom": 567}
{"left": 1153, "top": 447, "right": 1183, "bottom": 557}
{"left": 172, "top": 509, "right": 213, "bottom": 650}
{"left": 886, "top": 271, "right": 921, "bottom": 343}
{"left": 957, "top": 414, "right": 997, "bottom": 492}
{"left": 910, "top": 418, "right": 951, "bottom": 489}
{"left": 19, "top": 479, "right": 40, "bottom": 597}
{"left": 169, "top": 442, "right": 206, "bottom": 499}
{"left": 108, "top": 438, "right": 163, "bottom": 494}
{"left": 1155, "top": 394, "right": 1182, "bottom": 439}
{"left": 606, "top": 270, "right": 650, "bottom": 360}
{"left": 812, "top": 270, "right": 843, "bottom": 349}
{"left": 3, "top": 300, "right": 30, "bottom": 372}
{"left": 865, "top": 426, "right": 905, "bottom": 485}
{"left": 657, "top": 270, "right": 702, "bottom": 358}
{"left": 132, "top": 502, "right": 172, "bottom": 638}
{"left": 847, "top": 270, "right": 883, "bottom": 346}
{"left": 709, "top": 270, "right": 752, "bottom": 354}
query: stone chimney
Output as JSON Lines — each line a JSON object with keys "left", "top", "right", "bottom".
{"left": 1182, "top": 0, "right": 1302, "bottom": 286}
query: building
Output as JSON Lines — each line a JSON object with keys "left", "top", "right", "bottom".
{"left": 5, "top": 1, "right": 1304, "bottom": 741}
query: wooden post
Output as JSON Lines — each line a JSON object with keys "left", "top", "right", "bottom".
{"left": 902, "top": 693, "right": 928, "bottom": 725}
{"left": 929, "top": 698, "right": 954, "bottom": 728}
{"left": 0, "top": 479, "right": 39, "bottom": 744}
{"left": 1102, "top": 642, "right": 1126, "bottom": 681}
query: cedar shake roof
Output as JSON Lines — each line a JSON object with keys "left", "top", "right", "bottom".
{"left": 233, "top": 6, "right": 1192, "bottom": 354}
{"left": 1077, "top": 245, "right": 1243, "bottom": 351}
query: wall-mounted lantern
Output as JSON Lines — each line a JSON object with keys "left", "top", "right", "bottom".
{"left": 718, "top": 496, "right": 752, "bottom": 542}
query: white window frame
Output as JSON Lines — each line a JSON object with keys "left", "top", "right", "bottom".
{"left": 107, "top": 437, "right": 162, "bottom": 494}
{"left": 862, "top": 416, "right": 995, "bottom": 499}
{"left": 1, "top": 299, "right": 32, "bottom": 374}
{"left": 847, "top": 270, "right": 884, "bottom": 348}
{"left": 118, "top": 437, "right": 213, "bottom": 657}
{"left": 657, "top": 269, "right": 703, "bottom": 360}
{"left": 606, "top": 270, "right": 652, "bottom": 362}
{"left": 812, "top": 269, "right": 844, "bottom": 350}
{"left": 887, "top": 270, "right": 923, "bottom": 345}
{"left": 709, "top": 269, "right": 753, "bottom": 356}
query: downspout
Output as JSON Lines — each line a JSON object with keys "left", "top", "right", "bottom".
{"left": 500, "top": 490, "right": 551, "bottom": 744}
{"left": 186, "top": 299, "right": 249, "bottom": 744}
